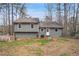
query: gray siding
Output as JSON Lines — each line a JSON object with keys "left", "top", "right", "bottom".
{"left": 14, "top": 23, "right": 39, "bottom": 32}
{"left": 39, "top": 28, "right": 62, "bottom": 37}
{"left": 50, "top": 29, "right": 62, "bottom": 37}
{"left": 14, "top": 23, "right": 63, "bottom": 38}
{"left": 39, "top": 28, "right": 46, "bottom": 37}
{"left": 15, "top": 32, "right": 38, "bottom": 38}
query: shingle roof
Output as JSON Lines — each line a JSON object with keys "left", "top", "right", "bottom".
{"left": 14, "top": 17, "right": 39, "bottom": 23}
{"left": 14, "top": 17, "right": 63, "bottom": 28}
{"left": 39, "top": 21, "right": 63, "bottom": 28}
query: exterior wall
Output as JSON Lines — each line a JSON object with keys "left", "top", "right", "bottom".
{"left": 39, "top": 28, "right": 46, "bottom": 37}
{"left": 39, "top": 28, "right": 62, "bottom": 37}
{"left": 15, "top": 32, "right": 38, "bottom": 38}
{"left": 14, "top": 23, "right": 39, "bottom": 32}
{"left": 50, "top": 28, "right": 62, "bottom": 37}
{"left": 14, "top": 23, "right": 63, "bottom": 38}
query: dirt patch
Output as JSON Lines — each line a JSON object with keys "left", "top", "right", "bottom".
{"left": 42, "top": 39, "right": 79, "bottom": 56}
{"left": 0, "top": 38, "right": 79, "bottom": 56}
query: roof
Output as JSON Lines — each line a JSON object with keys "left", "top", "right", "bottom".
{"left": 39, "top": 21, "right": 63, "bottom": 28}
{"left": 14, "top": 17, "right": 39, "bottom": 24}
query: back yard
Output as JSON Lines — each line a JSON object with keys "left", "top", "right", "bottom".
{"left": 0, "top": 37, "right": 79, "bottom": 56}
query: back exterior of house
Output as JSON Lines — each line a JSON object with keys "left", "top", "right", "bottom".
{"left": 39, "top": 21, "right": 63, "bottom": 38}
{"left": 14, "top": 17, "right": 63, "bottom": 38}
{"left": 14, "top": 17, "right": 39, "bottom": 38}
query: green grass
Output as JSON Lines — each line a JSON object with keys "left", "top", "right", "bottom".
{"left": 36, "top": 39, "right": 50, "bottom": 45}
{"left": 0, "top": 39, "right": 50, "bottom": 48}
{"left": 0, "top": 39, "right": 50, "bottom": 55}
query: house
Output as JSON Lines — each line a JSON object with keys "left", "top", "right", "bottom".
{"left": 39, "top": 21, "right": 63, "bottom": 37}
{"left": 14, "top": 17, "right": 63, "bottom": 38}
{"left": 14, "top": 17, "right": 39, "bottom": 38}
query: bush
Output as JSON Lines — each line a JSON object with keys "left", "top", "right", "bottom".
{"left": 70, "top": 32, "right": 75, "bottom": 36}
{"left": 73, "top": 34, "right": 79, "bottom": 39}
{"left": 40, "top": 35, "right": 44, "bottom": 38}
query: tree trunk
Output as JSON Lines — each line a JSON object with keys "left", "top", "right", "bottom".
{"left": 57, "top": 3, "right": 62, "bottom": 25}
{"left": 75, "top": 4, "right": 79, "bottom": 32}
{"left": 72, "top": 4, "right": 76, "bottom": 36}
{"left": 5, "top": 4, "right": 8, "bottom": 34}
{"left": 7, "top": 3, "right": 10, "bottom": 35}
{"left": 63, "top": 3, "right": 68, "bottom": 36}
{"left": 11, "top": 3, "right": 14, "bottom": 35}
{"left": 46, "top": 3, "right": 53, "bottom": 21}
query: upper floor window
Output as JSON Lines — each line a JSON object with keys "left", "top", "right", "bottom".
{"left": 47, "top": 29, "right": 49, "bottom": 32}
{"left": 19, "top": 24, "right": 21, "bottom": 28}
{"left": 31, "top": 24, "right": 33, "bottom": 28}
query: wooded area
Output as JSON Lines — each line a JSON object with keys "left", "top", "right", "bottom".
{"left": 0, "top": 3, "right": 79, "bottom": 37}
{"left": 0, "top": 3, "right": 79, "bottom": 56}
{"left": 0, "top": 3, "right": 27, "bottom": 35}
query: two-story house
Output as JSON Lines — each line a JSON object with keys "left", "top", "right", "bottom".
{"left": 14, "top": 17, "right": 39, "bottom": 38}
{"left": 14, "top": 17, "right": 63, "bottom": 38}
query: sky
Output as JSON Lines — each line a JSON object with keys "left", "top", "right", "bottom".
{"left": 0, "top": 3, "right": 46, "bottom": 25}
{"left": 26, "top": 3, "right": 46, "bottom": 20}
{"left": 26, "top": 3, "right": 57, "bottom": 21}
{"left": 0, "top": 4, "right": 43, "bottom": 25}
{"left": 0, "top": 3, "right": 77, "bottom": 25}
{"left": 26, "top": 3, "right": 77, "bottom": 21}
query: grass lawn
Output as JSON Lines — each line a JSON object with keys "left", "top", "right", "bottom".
{"left": 0, "top": 39, "right": 51, "bottom": 56}
{"left": 0, "top": 39, "right": 50, "bottom": 47}
{"left": 0, "top": 37, "right": 79, "bottom": 56}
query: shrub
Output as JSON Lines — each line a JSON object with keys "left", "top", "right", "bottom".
{"left": 73, "top": 34, "right": 79, "bottom": 39}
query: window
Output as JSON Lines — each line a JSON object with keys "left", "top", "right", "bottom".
{"left": 55, "top": 28, "right": 58, "bottom": 32}
{"left": 47, "top": 29, "right": 49, "bottom": 32}
{"left": 31, "top": 24, "right": 33, "bottom": 28}
{"left": 19, "top": 24, "right": 21, "bottom": 28}
{"left": 41, "top": 29, "right": 43, "bottom": 31}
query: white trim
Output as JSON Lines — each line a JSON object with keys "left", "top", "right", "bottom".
{"left": 46, "top": 29, "right": 50, "bottom": 36}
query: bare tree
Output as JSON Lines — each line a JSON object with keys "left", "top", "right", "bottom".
{"left": 0, "top": 4, "right": 8, "bottom": 34}
{"left": 45, "top": 3, "right": 53, "bottom": 21}
{"left": 0, "top": 3, "right": 27, "bottom": 35}
{"left": 56, "top": 3, "right": 62, "bottom": 25}
{"left": 11, "top": 3, "right": 14, "bottom": 35}
{"left": 75, "top": 4, "right": 79, "bottom": 32}
{"left": 7, "top": 3, "right": 11, "bottom": 35}
{"left": 63, "top": 3, "right": 68, "bottom": 36}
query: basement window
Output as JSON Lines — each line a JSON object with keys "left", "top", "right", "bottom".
{"left": 19, "top": 24, "right": 21, "bottom": 28}
{"left": 31, "top": 24, "right": 33, "bottom": 28}
{"left": 41, "top": 29, "right": 43, "bottom": 31}
{"left": 55, "top": 28, "right": 58, "bottom": 32}
{"left": 47, "top": 29, "right": 49, "bottom": 32}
